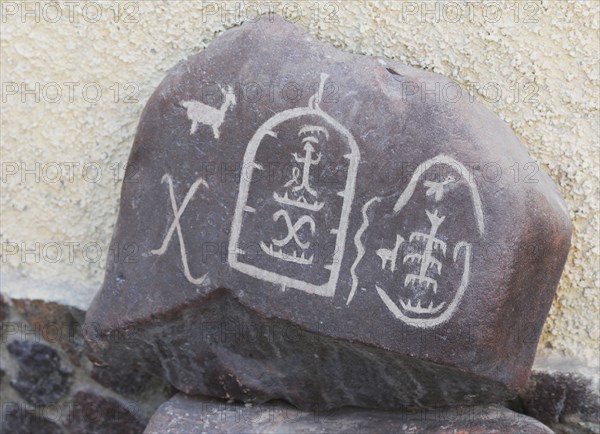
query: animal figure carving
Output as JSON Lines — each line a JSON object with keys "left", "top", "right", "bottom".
{"left": 181, "top": 85, "right": 236, "bottom": 138}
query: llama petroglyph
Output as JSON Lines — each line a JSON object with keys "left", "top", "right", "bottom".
{"left": 181, "top": 85, "right": 236, "bottom": 139}
{"left": 377, "top": 234, "right": 405, "bottom": 272}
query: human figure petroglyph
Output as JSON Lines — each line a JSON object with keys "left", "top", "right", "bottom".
{"left": 292, "top": 129, "right": 324, "bottom": 196}
{"left": 274, "top": 126, "right": 327, "bottom": 212}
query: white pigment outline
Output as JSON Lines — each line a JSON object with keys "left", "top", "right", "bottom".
{"left": 376, "top": 241, "right": 471, "bottom": 328}
{"left": 151, "top": 174, "right": 209, "bottom": 285}
{"left": 229, "top": 74, "right": 360, "bottom": 297}
{"left": 347, "top": 196, "right": 381, "bottom": 305}
{"left": 393, "top": 154, "right": 485, "bottom": 235}
{"left": 347, "top": 154, "right": 484, "bottom": 328}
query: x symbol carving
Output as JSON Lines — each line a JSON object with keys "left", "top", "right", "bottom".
{"left": 271, "top": 209, "right": 316, "bottom": 250}
{"left": 151, "top": 174, "right": 209, "bottom": 285}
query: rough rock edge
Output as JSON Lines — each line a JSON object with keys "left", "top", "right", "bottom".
{"left": 86, "top": 288, "right": 514, "bottom": 411}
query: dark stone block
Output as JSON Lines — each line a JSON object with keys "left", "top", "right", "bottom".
{"left": 0, "top": 404, "right": 64, "bottom": 434}
{"left": 91, "top": 364, "right": 152, "bottom": 395}
{"left": 7, "top": 340, "right": 72, "bottom": 405}
{"left": 64, "top": 388, "right": 145, "bottom": 434}
{"left": 0, "top": 293, "right": 8, "bottom": 322}
{"left": 88, "top": 292, "right": 515, "bottom": 410}
{"left": 521, "top": 370, "right": 599, "bottom": 433}
{"left": 12, "top": 298, "right": 86, "bottom": 366}
{"left": 144, "top": 394, "right": 555, "bottom": 434}
{"left": 85, "top": 15, "right": 572, "bottom": 411}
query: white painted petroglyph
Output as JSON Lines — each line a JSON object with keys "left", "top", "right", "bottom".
{"left": 273, "top": 190, "right": 325, "bottom": 212}
{"left": 181, "top": 85, "right": 236, "bottom": 139}
{"left": 377, "top": 234, "right": 405, "bottom": 272}
{"left": 151, "top": 174, "right": 209, "bottom": 285}
{"left": 259, "top": 241, "right": 314, "bottom": 265}
{"left": 263, "top": 134, "right": 321, "bottom": 264}
{"left": 347, "top": 197, "right": 381, "bottom": 305}
{"left": 399, "top": 298, "right": 445, "bottom": 315}
{"left": 394, "top": 155, "right": 484, "bottom": 235}
{"left": 292, "top": 140, "right": 322, "bottom": 197}
{"left": 424, "top": 175, "right": 456, "bottom": 202}
{"left": 229, "top": 73, "right": 360, "bottom": 296}
{"left": 404, "top": 209, "right": 447, "bottom": 293}
{"left": 265, "top": 210, "right": 316, "bottom": 251}
{"left": 376, "top": 241, "right": 472, "bottom": 328}
{"left": 299, "top": 125, "right": 330, "bottom": 140}
{"left": 273, "top": 134, "right": 326, "bottom": 212}
{"left": 349, "top": 155, "right": 484, "bottom": 328}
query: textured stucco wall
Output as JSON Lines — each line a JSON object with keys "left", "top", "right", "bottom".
{"left": 1, "top": 1, "right": 598, "bottom": 366}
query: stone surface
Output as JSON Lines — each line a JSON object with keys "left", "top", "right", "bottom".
{"left": 0, "top": 299, "right": 173, "bottom": 432}
{"left": 12, "top": 298, "right": 86, "bottom": 366}
{"left": 2, "top": 1, "right": 596, "bottom": 370}
{"left": 520, "top": 368, "right": 599, "bottom": 434}
{"left": 64, "top": 388, "right": 146, "bottom": 434}
{"left": 91, "top": 364, "right": 153, "bottom": 395}
{"left": 0, "top": 294, "right": 8, "bottom": 322}
{"left": 85, "top": 15, "right": 572, "bottom": 410}
{"left": 144, "top": 394, "right": 554, "bottom": 434}
{"left": 0, "top": 404, "right": 64, "bottom": 434}
{"left": 7, "top": 340, "right": 72, "bottom": 405}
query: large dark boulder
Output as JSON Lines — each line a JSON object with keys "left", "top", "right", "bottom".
{"left": 85, "top": 15, "right": 571, "bottom": 411}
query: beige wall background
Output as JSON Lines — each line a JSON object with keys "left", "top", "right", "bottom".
{"left": 1, "top": 1, "right": 598, "bottom": 367}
